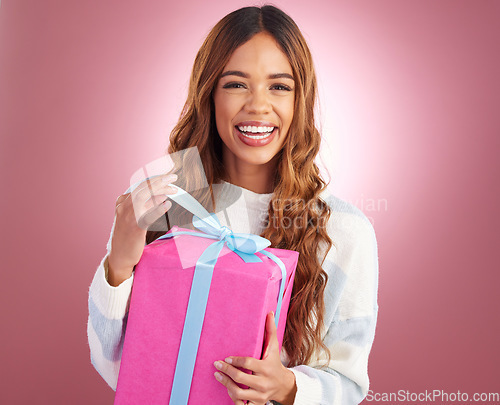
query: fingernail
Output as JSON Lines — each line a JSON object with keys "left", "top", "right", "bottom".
{"left": 214, "top": 372, "right": 223, "bottom": 381}
{"left": 214, "top": 361, "right": 222, "bottom": 370}
{"left": 166, "top": 186, "right": 177, "bottom": 193}
{"left": 224, "top": 357, "right": 232, "bottom": 364}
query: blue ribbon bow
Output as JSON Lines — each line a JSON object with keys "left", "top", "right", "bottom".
{"left": 128, "top": 182, "right": 287, "bottom": 404}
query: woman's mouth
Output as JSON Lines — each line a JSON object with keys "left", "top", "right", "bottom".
{"left": 234, "top": 125, "right": 277, "bottom": 146}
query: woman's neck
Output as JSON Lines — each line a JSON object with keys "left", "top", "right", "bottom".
{"left": 222, "top": 148, "right": 277, "bottom": 194}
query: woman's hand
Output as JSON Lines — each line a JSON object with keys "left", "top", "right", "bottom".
{"left": 214, "top": 312, "right": 297, "bottom": 405}
{"left": 107, "top": 173, "right": 178, "bottom": 286}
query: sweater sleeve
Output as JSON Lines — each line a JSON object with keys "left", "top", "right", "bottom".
{"left": 87, "top": 216, "right": 134, "bottom": 390}
{"left": 287, "top": 197, "right": 379, "bottom": 405}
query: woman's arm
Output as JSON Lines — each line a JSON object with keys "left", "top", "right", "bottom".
{"left": 289, "top": 201, "right": 379, "bottom": 404}
{"left": 214, "top": 197, "right": 379, "bottom": 405}
{"left": 289, "top": 307, "right": 378, "bottom": 404}
{"left": 87, "top": 175, "right": 177, "bottom": 389}
{"left": 87, "top": 218, "right": 134, "bottom": 390}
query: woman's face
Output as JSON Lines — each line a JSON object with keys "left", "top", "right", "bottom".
{"left": 213, "top": 32, "right": 295, "bottom": 169}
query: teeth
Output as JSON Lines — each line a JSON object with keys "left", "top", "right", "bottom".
{"left": 237, "top": 125, "right": 275, "bottom": 134}
{"left": 242, "top": 133, "right": 270, "bottom": 139}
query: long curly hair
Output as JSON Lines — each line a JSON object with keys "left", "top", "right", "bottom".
{"left": 146, "top": 5, "right": 333, "bottom": 367}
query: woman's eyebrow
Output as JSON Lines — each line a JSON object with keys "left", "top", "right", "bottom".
{"left": 220, "top": 71, "right": 294, "bottom": 81}
{"left": 268, "top": 73, "right": 294, "bottom": 81}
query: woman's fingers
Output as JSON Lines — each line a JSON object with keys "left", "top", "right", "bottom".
{"left": 214, "top": 360, "right": 270, "bottom": 404}
{"left": 222, "top": 356, "right": 263, "bottom": 375}
{"left": 115, "top": 193, "right": 130, "bottom": 207}
{"left": 214, "top": 371, "right": 247, "bottom": 403}
{"left": 137, "top": 199, "right": 172, "bottom": 229}
{"left": 214, "top": 360, "right": 254, "bottom": 387}
{"left": 133, "top": 174, "right": 177, "bottom": 206}
{"left": 142, "top": 186, "right": 177, "bottom": 211}
{"left": 262, "top": 312, "right": 278, "bottom": 359}
{"left": 130, "top": 174, "right": 178, "bottom": 227}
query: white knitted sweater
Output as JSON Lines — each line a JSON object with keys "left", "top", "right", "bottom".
{"left": 87, "top": 181, "right": 379, "bottom": 404}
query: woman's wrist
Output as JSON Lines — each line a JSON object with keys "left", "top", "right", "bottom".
{"left": 106, "top": 255, "right": 134, "bottom": 287}
{"left": 274, "top": 367, "right": 297, "bottom": 405}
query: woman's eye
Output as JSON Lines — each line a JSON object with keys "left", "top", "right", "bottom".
{"left": 271, "top": 84, "right": 293, "bottom": 91}
{"left": 222, "top": 82, "right": 245, "bottom": 89}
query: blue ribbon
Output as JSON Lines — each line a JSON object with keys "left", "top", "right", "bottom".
{"left": 127, "top": 180, "right": 287, "bottom": 404}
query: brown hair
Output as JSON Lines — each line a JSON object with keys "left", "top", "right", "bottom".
{"left": 146, "top": 5, "right": 333, "bottom": 367}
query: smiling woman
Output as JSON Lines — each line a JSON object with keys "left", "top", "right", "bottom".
{"left": 214, "top": 32, "right": 295, "bottom": 193}
{"left": 88, "top": 5, "right": 379, "bottom": 405}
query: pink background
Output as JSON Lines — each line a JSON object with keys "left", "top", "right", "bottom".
{"left": 0, "top": 0, "right": 498, "bottom": 404}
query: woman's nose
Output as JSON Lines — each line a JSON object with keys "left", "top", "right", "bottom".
{"left": 244, "top": 89, "right": 271, "bottom": 114}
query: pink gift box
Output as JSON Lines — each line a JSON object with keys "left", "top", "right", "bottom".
{"left": 114, "top": 225, "right": 298, "bottom": 404}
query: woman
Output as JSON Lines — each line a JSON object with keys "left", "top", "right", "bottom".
{"left": 88, "top": 5, "right": 378, "bottom": 405}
